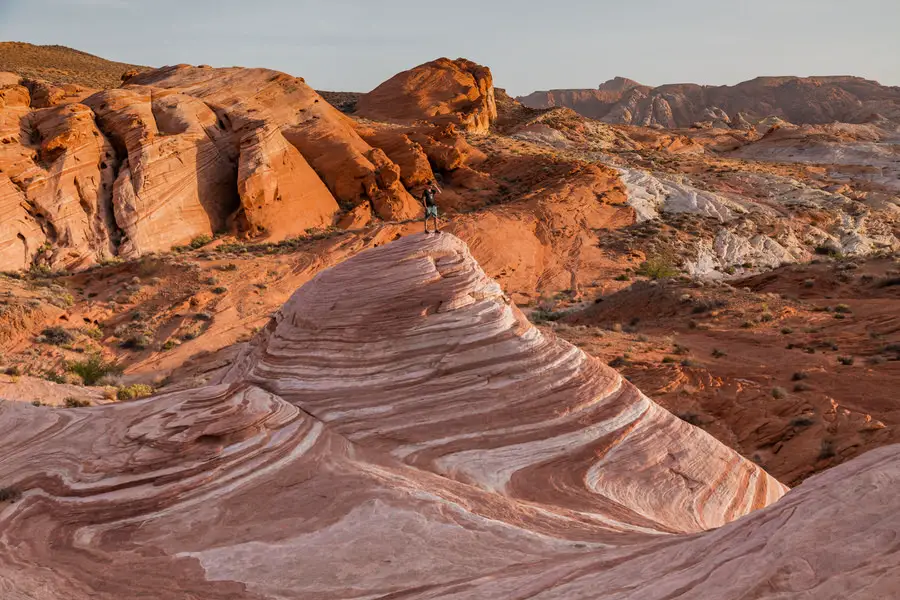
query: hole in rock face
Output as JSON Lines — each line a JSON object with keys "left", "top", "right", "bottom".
{"left": 196, "top": 434, "right": 224, "bottom": 446}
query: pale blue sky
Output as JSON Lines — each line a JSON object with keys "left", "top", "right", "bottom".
{"left": 1, "top": 0, "right": 898, "bottom": 95}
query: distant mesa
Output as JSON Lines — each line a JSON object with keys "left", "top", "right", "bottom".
{"left": 518, "top": 75, "right": 900, "bottom": 128}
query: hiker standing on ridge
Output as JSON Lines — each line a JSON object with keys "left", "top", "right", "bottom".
{"left": 422, "top": 180, "right": 442, "bottom": 234}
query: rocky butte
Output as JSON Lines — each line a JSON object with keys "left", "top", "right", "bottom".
{"left": 0, "top": 233, "right": 897, "bottom": 598}
{"left": 518, "top": 75, "right": 900, "bottom": 129}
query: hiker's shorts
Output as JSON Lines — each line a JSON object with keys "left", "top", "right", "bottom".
{"left": 425, "top": 205, "right": 439, "bottom": 218}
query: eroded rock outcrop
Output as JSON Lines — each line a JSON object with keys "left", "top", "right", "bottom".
{"left": 1, "top": 233, "right": 897, "bottom": 598}
{"left": 0, "top": 64, "right": 446, "bottom": 270}
{"left": 357, "top": 58, "right": 498, "bottom": 133}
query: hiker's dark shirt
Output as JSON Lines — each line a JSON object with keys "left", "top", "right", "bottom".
{"left": 423, "top": 188, "right": 437, "bottom": 207}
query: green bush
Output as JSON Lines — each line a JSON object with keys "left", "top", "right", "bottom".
{"left": 117, "top": 384, "right": 154, "bottom": 401}
{"left": 211, "top": 286, "right": 228, "bottom": 294}
{"left": 120, "top": 334, "right": 151, "bottom": 351}
{"left": 771, "top": 387, "right": 788, "bottom": 399}
{"left": 64, "top": 397, "right": 91, "bottom": 408}
{"left": 837, "top": 355, "right": 854, "bottom": 366}
{"left": 190, "top": 234, "right": 213, "bottom": 249}
{"left": 42, "top": 370, "right": 66, "bottom": 384}
{"left": 40, "top": 326, "right": 74, "bottom": 345}
{"left": 67, "top": 354, "right": 122, "bottom": 386}
{"left": 636, "top": 256, "right": 678, "bottom": 280}
{"left": 531, "top": 309, "right": 566, "bottom": 324}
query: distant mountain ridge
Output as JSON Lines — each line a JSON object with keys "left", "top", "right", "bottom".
{"left": 0, "top": 41, "right": 148, "bottom": 89}
{"left": 518, "top": 75, "right": 900, "bottom": 129}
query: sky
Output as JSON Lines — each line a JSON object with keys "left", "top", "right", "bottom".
{"left": 1, "top": 0, "right": 898, "bottom": 96}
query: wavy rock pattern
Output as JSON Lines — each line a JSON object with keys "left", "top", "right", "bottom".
{"left": 2, "top": 234, "right": 896, "bottom": 599}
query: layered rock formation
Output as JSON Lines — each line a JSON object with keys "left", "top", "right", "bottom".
{"left": 356, "top": 58, "right": 498, "bottom": 133}
{"left": 0, "top": 233, "right": 807, "bottom": 598}
{"left": 519, "top": 75, "right": 900, "bottom": 129}
{"left": 0, "top": 64, "right": 437, "bottom": 271}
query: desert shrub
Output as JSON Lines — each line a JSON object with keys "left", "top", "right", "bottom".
{"left": 40, "top": 326, "right": 74, "bottom": 346}
{"left": 190, "top": 234, "right": 213, "bottom": 249}
{"left": 217, "top": 263, "right": 238, "bottom": 272}
{"left": 677, "top": 412, "right": 703, "bottom": 426}
{"left": 771, "top": 387, "right": 788, "bottom": 399}
{"left": 120, "top": 333, "right": 151, "bottom": 351}
{"left": 692, "top": 299, "right": 726, "bottom": 314}
{"left": 42, "top": 370, "right": 66, "bottom": 384}
{"left": 4, "top": 365, "right": 21, "bottom": 376}
{"left": 673, "top": 344, "right": 690, "bottom": 355}
{"left": 181, "top": 328, "right": 200, "bottom": 341}
{"left": 794, "top": 382, "right": 813, "bottom": 392}
{"left": 194, "top": 312, "right": 213, "bottom": 321}
{"left": 162, "top": 339, "right": 177, "bottom": 351}
{"left": 211, "top": 286, "right": 228, "bottom": 294}
{"left": 791, "top": 416, "right": 815, "bottom": 427}
{"left": 67, "top": 354, "right": 122, "bottom": 386}
{"left": 117, "top": 384, "right": 153, "bottom": 401}
{"left": 608, "top": 356, "right": 630, "bottom": 368}
{"left": 877, "top": 277, "right": 900, "bottom": 288}
{"left": 834, "top": 304, "right": 852, "bottom": 314}
{"left": 614, "top": 274, "right": 629, "bottom": 281}
{"left": 712, "top": 348, "right": 727, "bottom": 358}
{"left": 636, "top": 256, "right": 678, "bottom": 280}
{"left": 837, "top": 355, "right": 854, "bottom": 366}
{"left": 760, "top": 312, "right": 774, "bottom": 322}
{"left": 531, "top": 309, "right": 566, "bottom": 324}
{"left": 740, "top": 320, "right": 755, "bottom": 329}
{"left": 792, "top": 372, "right": 809, "bottom": 381}
{"left": 680, "top": 358, "right": 700, "bottom": 368}
{"left": 81, "top": 326, "right": 103, "bottom": 340}
{"left": 63, "top": 397, "right": 91, "bottom": 408}
{"left": 662, "top": 356, "right": 676, "bottom": 364}
{"left": 0, "top": 487, "right": 21, "bottom": 502}
{"left": 819, "top": 439, "right": 837, "bottom": 460}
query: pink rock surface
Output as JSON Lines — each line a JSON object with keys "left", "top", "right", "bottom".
{"left": 2, "top": 234, "right": 864, "bottom": 600}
